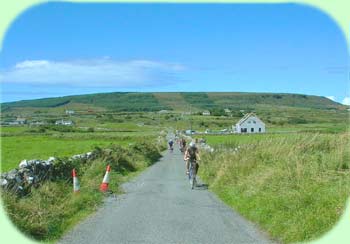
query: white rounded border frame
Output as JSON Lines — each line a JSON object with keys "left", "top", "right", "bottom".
{"left": 0, "top": 0, "right": 349, "bottom": 243}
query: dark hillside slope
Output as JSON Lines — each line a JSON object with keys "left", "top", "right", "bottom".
{"left": 1, "top": 92, "right": 346, "bottom": 112}
{"left": 1, "top": 92, "right": 170, "bottom": 112}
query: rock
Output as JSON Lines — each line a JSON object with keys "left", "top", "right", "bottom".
{"left": 72, "top": 154, "right": 82, "bottom": 160}
{"left": 48, "top": 156, "right": 55, "bottom": 162}
{"left": 0, "top": 178, "right": 8, "bottom": 186}
{"left": 27, "top": 160, "right": 35, "bottom": 166}
{"left": 7, "top": 169, "right": 18, "bottom": 180}
{"left": 27, "top": 176, "right": 34, "bottom": 184}
{"left": 19, "top": 159, "right": 28, "bottom": 168}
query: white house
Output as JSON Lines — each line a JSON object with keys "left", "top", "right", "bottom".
{"left": 158, "top": 110, "right": 169, "bottom": 114}
{"left": 16, "top": 117, "right": 27, "bottom": 124}
{"left": 55, "top": 120, "right": 74, "bottom": 126}
{"left": 65, "top": 110, "right": 75, "bottom": 115}
{"left": 202, "top": 110, "right": 211, "bottom": 116}
{"left": 233, "top": 113, "right": 265, "bottom": 134}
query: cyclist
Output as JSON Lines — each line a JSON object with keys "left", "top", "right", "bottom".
{"left": 184, "top": 141, "right": 200, "bottom": 175}
{"left": 179, "top": 138, "right": 187, "bottom": 153}
{"left": 168, "top": 139, "right": 174, "bottom": 151}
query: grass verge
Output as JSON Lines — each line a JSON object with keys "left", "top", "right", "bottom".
{"left": 199, "top": 133, "right": 350, "bottom": 243}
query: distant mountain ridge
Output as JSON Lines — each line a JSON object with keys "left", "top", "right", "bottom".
{"left": 1, "top": 92, "right": 345, "bottom": 112}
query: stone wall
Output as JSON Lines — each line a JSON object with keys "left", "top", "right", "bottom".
{"left": 0, "top": 152, "right": 95, "bottom": 196}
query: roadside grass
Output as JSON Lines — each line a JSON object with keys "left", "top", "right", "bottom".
{"left": 1, "top": 141, "right": 166, "bottom": 242}
{"left": 199, "top": 132, "right": 350, "bottom": 243}
{"left": 1, "top": 135, "right": 131, "bottom": 172}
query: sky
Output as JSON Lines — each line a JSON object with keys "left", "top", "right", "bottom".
{"left": 0, "top": 3, "right": 349, "bottom": 104}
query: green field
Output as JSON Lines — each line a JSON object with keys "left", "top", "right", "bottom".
{"left": 1, "top": 135, "right": 125, "bottom": 171}
{"left": 0, "top": 124, "right": 160, "bottom": 172}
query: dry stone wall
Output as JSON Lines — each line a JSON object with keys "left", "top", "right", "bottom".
{"left": 0, "top": 152, "right": 95, "bottom": 196}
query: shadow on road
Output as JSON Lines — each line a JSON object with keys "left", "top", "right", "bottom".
{"left": 195, "top": 183, "right": 209, "bottom": 190}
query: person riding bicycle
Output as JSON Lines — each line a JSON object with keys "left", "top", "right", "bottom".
{"left": 168, "top": 139, "right": 174, "bottom": 150}
{"left": 179, "top": 138, "right": 187, "bottom": 153}
{"left": 184, "top": 141, "right": 200, "bottom": 175}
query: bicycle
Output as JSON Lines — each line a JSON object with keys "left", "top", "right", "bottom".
{"left": 188, "top": 160, "right": 197, "bottom": 189}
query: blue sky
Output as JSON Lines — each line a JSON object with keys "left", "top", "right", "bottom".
{"left": 0, "top": 3, "right": 349, "bottom": 104}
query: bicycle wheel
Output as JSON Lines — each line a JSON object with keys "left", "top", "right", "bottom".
{"left": 192, "top": 171, "right": 196, "bottom": 189}
{"left": 190, "top": 163, "right": 195, "bottom": 189}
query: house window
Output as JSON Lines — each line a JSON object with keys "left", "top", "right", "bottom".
{"left": 241, "top": 128, "right": 247, "bottom": 133}
{"left": 253, "top": 120, "right": 256, "bottom": 124}
{"left": 251, "top": 128, "right": 254, "bottom": 132}
{"left": 259, "top": 128, "right": 261, "bottom": 132}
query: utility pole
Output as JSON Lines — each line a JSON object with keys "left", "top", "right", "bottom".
{"left": 190, "top": 104, "right": 192, "bottom": 132}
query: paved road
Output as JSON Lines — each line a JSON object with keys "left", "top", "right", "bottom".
{"left": 59, "top": 145, "right": 273, "bottom": 244}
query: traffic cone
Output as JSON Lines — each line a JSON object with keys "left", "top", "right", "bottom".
{"left": 72, "top": 168, "right": 80, "bottom": 193}
{"left": 100, "top": 165, "right": 111, "bottom": 192}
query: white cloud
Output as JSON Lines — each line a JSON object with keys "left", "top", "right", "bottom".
{"left": 326, "top": 96, "right": 335, "bottom": 101}
{"left": 0, "top": 58, "right": 186, "bottom": 88}
{"left": 342, "top": 97, "right": 350, "bottom": 105}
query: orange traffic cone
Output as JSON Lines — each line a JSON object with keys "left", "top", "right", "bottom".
{"left": 72, "top": 168, "right": 80, "bottom": 193}
{"left": 100, "top": 165, "right": 111, "bottom": 192}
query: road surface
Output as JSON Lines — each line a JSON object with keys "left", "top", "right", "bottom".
{"left": 59, "top": 144, "right": 273, "bottom": 244}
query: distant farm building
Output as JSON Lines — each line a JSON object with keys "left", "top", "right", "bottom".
{"left": 55, "top": 120, "right": 74, "bottom": 126}
{"left": 234, "top": 113, "right": 265, "bottom": 133}
{"left": 30, "top": 121, "right": 46, "bottom": 126}
{"left": 16, "top": 117, "right": 27, "bottom": 125}
{"left": 202, "top": 111, "right": 211, "bottom": 116}
{"left": 158, "top": 110, "right": 170, "bottom": 114}
{"left": 65, "top": 110, "right": 75, "bottom": 115}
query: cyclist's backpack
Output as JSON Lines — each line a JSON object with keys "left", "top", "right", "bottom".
{"left": 188, "top": 147, "right": 197, "bottom": 161}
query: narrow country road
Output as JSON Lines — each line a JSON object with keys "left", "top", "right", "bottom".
{"left": 59, "top": 144, "right": 273, "bottom": 244}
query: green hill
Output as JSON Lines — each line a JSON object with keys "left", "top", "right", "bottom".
{"left": 1, "top": 92, "right": 346, "bottom": 113}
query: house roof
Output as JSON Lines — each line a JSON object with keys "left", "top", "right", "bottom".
{"left": 236, "top": 113, "right": 265, "bottom": 126}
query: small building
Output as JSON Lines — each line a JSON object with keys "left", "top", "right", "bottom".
{"left": 224, "top": 108, "right": 231, "bottom": 113}
{"left": 65, "top": 110, "right": 75, "bottom": 115}
{"left": 55, "top": 120, "right": 74, "bottom": 126}
{"left": 202, "top": 111, "right": 211, "bottom": 116}
{"left": 185, "top": 130, "right": 196, "bottom": 135}
{"left": 234, "top": 113, "right": 265, "bottom": 134}
{"left": 158, "top": 110, "right": 169, "bottom": 114}
{"left": 16, "top": 117, "right": 27, "bottom": 124}
{"left": 30, "top": 121, "right": 46, "bottom": 126}
{"left": 8, "top": 121, "right": 20, "bottom": 125}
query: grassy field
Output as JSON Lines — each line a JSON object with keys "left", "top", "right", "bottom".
{"left": 0, "top": 124, "right": 160, "bottom": 172}
{"left": 1, "top": 135, "right": 127, "bottom": 171}
{"left": 199, "top": 132, "right": 350, "bottom": 243}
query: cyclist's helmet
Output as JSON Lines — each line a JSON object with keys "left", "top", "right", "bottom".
{"left": 189, "top": 141, "right": 196, "bottom": 148}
